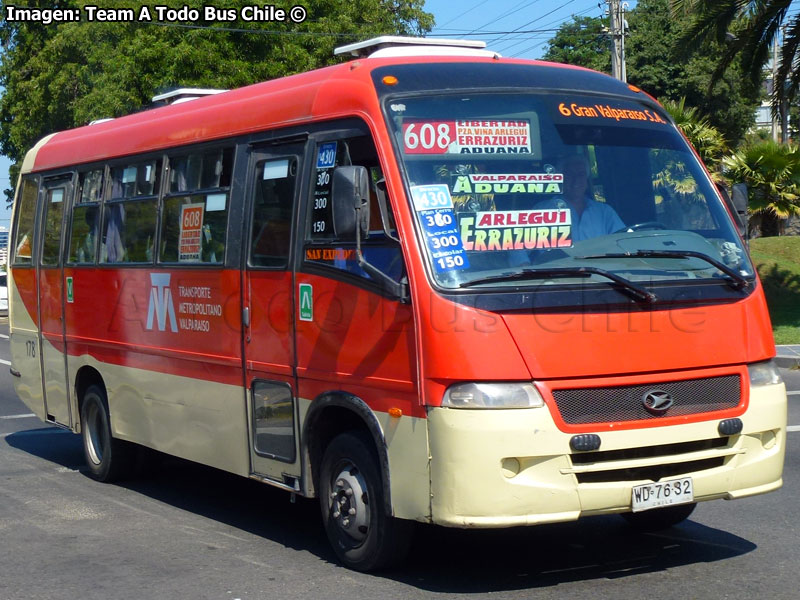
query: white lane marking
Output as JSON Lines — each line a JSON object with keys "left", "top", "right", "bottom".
{"left": 0, "top": 413, "right": 36, "bottom": 420}
{"left": 787, "top": 391, "right": 800, "bottom": 396}
{"left": 0, "top": 333, "right": 8, "bottom": 339}
{"left": 788, "top": 426, "right": 800, "bottom": 432}
{"left": 0, "top": 359, "right": 10, "bottom": 366}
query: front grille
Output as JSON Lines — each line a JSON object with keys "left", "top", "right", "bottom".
{"left": 552, "top": 375, "right": 741, "bottom": 425}
{"left": 575, "top": 457, "right": 725, "bottom": 483}
{"left": 570, "top": 437, "right": 728, "bottom": 465}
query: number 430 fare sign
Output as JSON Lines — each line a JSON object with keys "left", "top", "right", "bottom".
{"left": 410, "top": 185, "right": 470, "bottom": 273}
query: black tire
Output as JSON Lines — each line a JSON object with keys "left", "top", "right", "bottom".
{"left": 319, "top": 431, "right": 414, "bottom": 571}
{"left": 622, "top": 502, "right": 697, "bottom": 531}
{"left": 80, "top": 384, "right": 136, "bottom": 482}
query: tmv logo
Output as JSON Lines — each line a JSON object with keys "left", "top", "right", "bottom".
{"left": 146, "top": 273, "right": 178, "bottom": 333}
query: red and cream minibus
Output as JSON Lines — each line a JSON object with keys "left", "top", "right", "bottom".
{"left": 8, "top": 37, "right": 786, "bottom": 571}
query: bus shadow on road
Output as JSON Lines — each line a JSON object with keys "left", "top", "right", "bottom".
{"left": 395, "top": 517, "right": 756, "bottom": 592}
{"left": 5, "top": 430, "right": 756, "bottom": 591}
{"left": 4, "top": 428, "right": 85, "bottom": 471}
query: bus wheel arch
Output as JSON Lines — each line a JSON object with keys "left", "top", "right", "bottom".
{"left": 303, "top": 393, "right": 392, "bottom": 516}
{"left": 74, "top": 365, "right": 105, "bottom": 427}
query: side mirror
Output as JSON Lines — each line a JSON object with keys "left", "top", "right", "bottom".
{"left": 717, "top": 181, "right": 747, "bottom": 239}
{"left": 731, "top": 183, "right": 748, "bottom": 217}
{"left": 332, "top": 166, "right": 370, "bottom": 240}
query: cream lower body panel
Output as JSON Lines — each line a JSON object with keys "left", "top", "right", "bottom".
{"left": 376, "top": 411, "right": 431, "bottom": 522}
{"left": 67, "top": 354, "right": 251, "bottom": 477}
{"left": 427, "top": 384, "right": 786, "bottom": 528}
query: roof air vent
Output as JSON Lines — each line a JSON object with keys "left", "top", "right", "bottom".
{"left": 334, "top": 36, "right": 498, "bottom": 59}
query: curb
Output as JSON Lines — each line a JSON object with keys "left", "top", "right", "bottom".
{"left": 775, "top": 355, "right": 800, "bottom": 369}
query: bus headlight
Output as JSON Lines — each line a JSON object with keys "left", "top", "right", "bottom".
{"left": 748, "top": 360, "right": 783, "bottom": 387}
{"left": 442, "top": 382, "right": 544, "bottom": 409}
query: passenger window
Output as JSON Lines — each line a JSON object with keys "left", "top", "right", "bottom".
{"left": 304, "top": 137, "right": 403, "bottom": 283}
{"left": 160, "top": 194, "right": 228, "bottom": 264}
{"left": 159, "top": 148, "right": 233, "bottom": 264}
{"left": 249, "top": 157, "right": 297, "bottom": 268}
{"left": 110, "top": 159, "right": 161, "bottom": 199}
{"left": 169, "top": 148, "right": 233, "bottom": 192}
{"left": 12, "top": 178, "right": 39, "bottom": 265}
{"left": 103, "top": 159, "right": 160, "bottom": 264}
{"left": 69, "top": 169, "right": 103, "bottom": 264}
{"left": 41, "top": 184, "right": 68, "bottom": 266}
{"left": 100, "top": 200, "right": 157, "bottom": 263}
{"left": 79, "top": 168, "right": 104, "bottom": 203}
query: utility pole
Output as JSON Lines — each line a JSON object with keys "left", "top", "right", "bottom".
{"left": 772, "top": 25, "right": 790, "bottom": 143}
{"left": 772, "top": 33, "right": 779, "bottom": 142}
{"left": 608, "top": 0, "right": 627, "bottom": 82}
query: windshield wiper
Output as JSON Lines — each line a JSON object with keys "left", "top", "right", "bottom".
{"left": 459, "top": 266, "right": 658, "bottom": 303}
{"left": 576, "top": 250, "right": 750, "bottom": 290}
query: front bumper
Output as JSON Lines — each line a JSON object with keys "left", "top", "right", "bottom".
{"left": 427, "top": 383, "right": 786, "bottom": 528}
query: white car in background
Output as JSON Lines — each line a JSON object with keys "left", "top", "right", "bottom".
{"left": 0, "top": 273, "right": 7, "bottom": 316}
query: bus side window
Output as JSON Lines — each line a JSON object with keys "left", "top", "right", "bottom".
{"left": 100, "top": 200, "right": 157, "bottom": 264}
{"left": 41, "top": 184, "right": 68, "bottom": 266}
{"left": 160, "top": 148, "right": 233, "bottom": 265}
{"left": 249, "top": 157, "right": 297, "bottom": 268}
{"left": 304, "top": 136, "right": 403, "bottom": 284}
{"left": 12, "top": 177, "right": 39, "bottom": 265}
{"left": 68, "top": 169, "right": 103, "bottom": 264}
{"left": 110, "top": 160, "right": 161, "bottom": 200}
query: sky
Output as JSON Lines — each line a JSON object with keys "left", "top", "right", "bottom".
{"left": 424, "top": 0, "right": 630, "bottom": 60}
{"left": 0, "top": 0, "right": 626, "bottom": 228}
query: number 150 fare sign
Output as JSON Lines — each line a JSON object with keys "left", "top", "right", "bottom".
{"left": 402, "top": 119, "right": 532, "bottom": 155}
{"left": 411, "top": 185, "right": 470, "bottom": 273}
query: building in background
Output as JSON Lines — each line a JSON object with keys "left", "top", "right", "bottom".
{"left": 0, "top": 227, "right": 8, "bottom": 266}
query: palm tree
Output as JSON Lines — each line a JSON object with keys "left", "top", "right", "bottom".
{"left": 662, "top": 98, "right": 728, "bottom": 174}
{"left": 722, "top": 140, "right": 800, "bottom": 236}
{"left": 671, "top": 1, "right": 799, "bottom": 116}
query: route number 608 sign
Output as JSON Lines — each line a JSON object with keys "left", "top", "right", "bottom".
{"left": 402, "top": 121, "right": 455, "bottom": 154}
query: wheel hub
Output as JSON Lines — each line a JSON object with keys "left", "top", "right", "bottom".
{"left": 329, "top": 464, "right": 370, "bottom": 542}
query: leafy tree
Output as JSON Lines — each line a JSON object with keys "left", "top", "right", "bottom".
{"left": 723, "top": 140, "right": 800, "bottom": 237}
{"left": 671, "top": 0, "right": 799, "bottom": 117}
{"left": 541, "top": 15, "right": 610, "bottom": 73}
{"left": 625, "top": 0, "right": 761, "bottom": 146}
{"left": 0, "top": 0, "right": 433, "bottom": 201}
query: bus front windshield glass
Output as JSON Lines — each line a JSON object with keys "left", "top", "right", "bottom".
{"left": 386, "top": 93, "right": 752, "bottom": 291}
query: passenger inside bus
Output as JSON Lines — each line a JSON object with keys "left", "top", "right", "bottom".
{"left": 76, "top": 207, "right": 98, "bottom": 263}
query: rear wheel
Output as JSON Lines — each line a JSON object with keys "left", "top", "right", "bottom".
{"left": 622, "top": 502, "right": 697, "bottom": 531}
{"left": 80, "top": 384, "right": 136, "bottom": 482}
{"left": 319, "top": 431, "right": 413, "bottom": 571}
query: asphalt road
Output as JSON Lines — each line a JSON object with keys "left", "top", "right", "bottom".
{"left": 1, "top": 321, "right": 799, "bottom": 599}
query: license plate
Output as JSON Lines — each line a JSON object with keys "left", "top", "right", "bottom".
{"left": 631, "top": 477, "right": 694, "bottom": 512}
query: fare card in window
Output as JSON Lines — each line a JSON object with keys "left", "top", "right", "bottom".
{"left": 411, "top": 185, "right": 469, "bottom": 273}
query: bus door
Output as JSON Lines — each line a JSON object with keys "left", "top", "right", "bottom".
{"left": 243, "top": 142, "right": 306, "bottom": 484}
{"left": 9, "top": 177, "right": 46, "bottom": 421}
{"left": 38, "top": 175, "right": 73, "bottom": 427}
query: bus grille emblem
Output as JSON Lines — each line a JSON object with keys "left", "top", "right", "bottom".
{"left": 146, "top": 273, "right": 178, "bottom": 333}
{"left": 641, "top": 389, "right": 674, "bottom": 416}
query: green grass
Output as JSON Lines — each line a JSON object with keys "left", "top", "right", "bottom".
{"left": 749, "top": 236, "right": 800, "bottom": 345}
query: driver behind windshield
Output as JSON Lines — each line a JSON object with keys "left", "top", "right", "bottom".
{"left": 535, "top": 153, "right": 624, "bottom": 241}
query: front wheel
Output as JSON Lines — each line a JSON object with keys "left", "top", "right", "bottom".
{"left": 319, "top": 431, "right": 413, "bottom": 571}
{"left": 80, "top": 384, "right": 136, "bottom": 482}
{"left": 621, "top": 502, "right": 697, "bottom": 531}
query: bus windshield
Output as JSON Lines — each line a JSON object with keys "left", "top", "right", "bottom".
{"left": 386, "top": 92, "right": 752, "bottom": 291}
